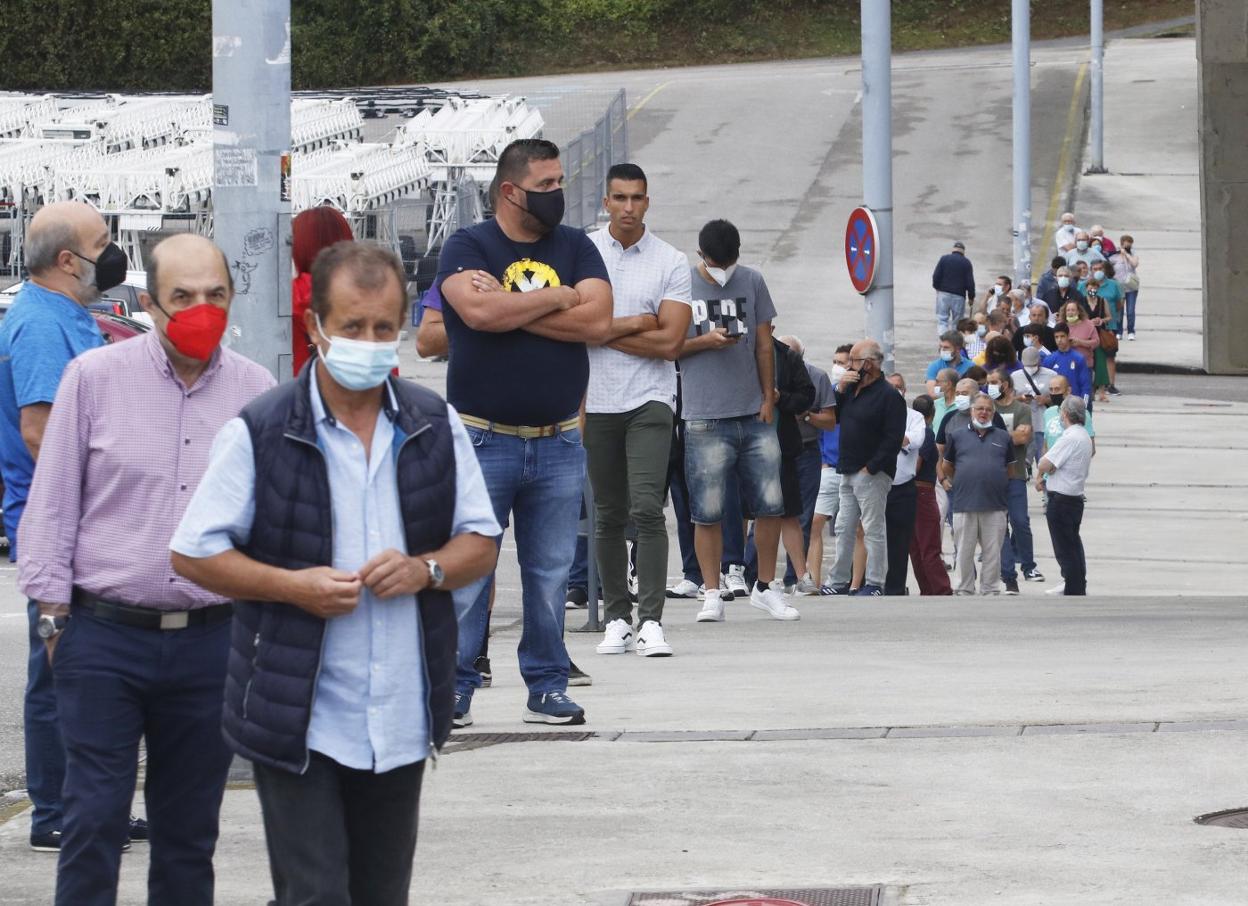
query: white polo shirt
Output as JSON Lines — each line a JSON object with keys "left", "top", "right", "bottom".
{"left": 893, "top": 407, "right": 928, "bottom": 486}
{"left": 1043, "top": 423, "right": 1093, "bottom": 496}
{"left": 586, "top": 226, "right": 691, "bottom": 414}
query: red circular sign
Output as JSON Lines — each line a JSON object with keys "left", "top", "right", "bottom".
{"left": 705, "top": 900, "right": 809, "bottom": 906}
{"left": 844, "top": 206, "right": 879, "bottom": 294}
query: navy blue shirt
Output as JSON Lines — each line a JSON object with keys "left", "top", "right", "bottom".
{"left": 915, "top": 426, "right": 938, "bottom": 484}
{"left": 931, "top": 251, "right": 975, "bottom": 301}
{"left": 436, "top": 220, "right": 609, "bottom": 426}
{"left": 0, "top": 282, "right": 104, "bottom": 554}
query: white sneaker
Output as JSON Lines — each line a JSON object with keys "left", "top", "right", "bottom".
{"left": 749, "top": 585, "right": 800, "bottom": 621}
{"left": 636, "top": 620, "right": 674, "bottom": 657}
{"left": 1045, "top": 582, "right": 1066, "bottom": 596}
{"left": 666, "top": 579, "right": 700, "bottom": 599}
{"left": 794, "top": 574, "right": 820, "bottom": 596}
{"left": 724, "top": 565, "right": 749, "bottom": 600}
{"left": 595, "top": 619, "right": 635, "bottom": 654}
{"left": 1128, "top": 332, "right": 1136, "bottom": 341}
{"left": 696, "top": 589, "right": 725, "bottom": 622}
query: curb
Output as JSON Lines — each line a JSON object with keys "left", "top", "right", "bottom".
{"left": 1116, "top": 360, "right": 1208, "bottom": 376}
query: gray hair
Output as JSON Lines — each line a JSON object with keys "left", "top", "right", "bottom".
{"left": 1029, "top": 302, "right": 1048, "bottom": 317}
{"left": 24, "top": 219, "right": 79, "bottom": 275}
{"left": 860, "top": 339, "right": 884, "bottom": 362}
{"left": 971, "top": 392, "right": 995, "bottom": 408}
{"left": 936, "top": 367, "right": 959, "bottom": 385}
{"left": 777, "top": 334, "right": 804, "bottom": 357}
{"left": 1061, "top": 395, "right": 1087, "bottom": 425}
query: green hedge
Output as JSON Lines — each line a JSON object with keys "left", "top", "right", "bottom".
{"left": 0, "top": 1, "right": 1185, "bottom": 92}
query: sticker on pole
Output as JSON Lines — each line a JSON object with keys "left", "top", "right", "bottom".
{"left": 845, "top": 206, "right": 879, "bottom": 295}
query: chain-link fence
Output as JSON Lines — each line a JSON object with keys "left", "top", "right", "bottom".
{"left": 561, "top": 89, "right": 628, "bottom": 231}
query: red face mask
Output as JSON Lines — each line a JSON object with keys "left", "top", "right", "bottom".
{"left": 160, "top": 302, "right": 229, "bottom": 361}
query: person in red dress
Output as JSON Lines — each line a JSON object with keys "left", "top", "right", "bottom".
{"left": 291, "top": 208, "right": 354, "bottom": 376}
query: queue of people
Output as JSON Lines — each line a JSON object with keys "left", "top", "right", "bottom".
{"left": 0, "top": 148, "right": 1096, "bottom": 906}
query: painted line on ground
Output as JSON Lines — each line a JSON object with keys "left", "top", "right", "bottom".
{"left": 626, "top": 81, "right": 670, "bottom": 120}
{"left": 1038, "top": 61, "right": 1089, "bottom": 258}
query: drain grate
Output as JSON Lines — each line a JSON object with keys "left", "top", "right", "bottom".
{"left": 628, "top": 887, "right": 883, "bottom": 906}
{"left": 1195, "top": 808, "right": 1248, "bottom": 829}
{"left": 443, "top": 731, "right": 595, "bottom": 753}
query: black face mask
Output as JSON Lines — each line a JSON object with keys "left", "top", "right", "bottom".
{"left": 73, "top": 242, "right": 129, "bottom": 293}
{"left": 511, "top": 187, "right": 565, "bottom": 232}
{"left": 1050, "top": 393, "right": 1066, "bottom": 408}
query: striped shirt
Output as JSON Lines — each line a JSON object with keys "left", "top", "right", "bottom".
{"left": 586, "top": 227, "right": 691, "bottom": 414}
{"left": 17, "top": 329, "right": 275, "bottom": 609}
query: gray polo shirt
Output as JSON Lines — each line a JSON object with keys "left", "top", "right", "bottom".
{"left": 799, "top": 363, "right": 835, "bottom": 445}
{"left": 944, "top": 423, "right": 1015, "bottom": 513}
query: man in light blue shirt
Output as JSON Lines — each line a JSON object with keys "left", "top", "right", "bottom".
{"left": 172, "top": 243, "right": 499, "bottom": 905}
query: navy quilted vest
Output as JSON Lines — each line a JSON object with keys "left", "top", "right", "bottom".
{"left": 222, "top": 366, "right": 458, "bottom": 773}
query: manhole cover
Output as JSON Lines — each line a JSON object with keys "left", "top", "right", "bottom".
{"left": 628, "top": 888, "right": 882, "bottom": 906}
{"left": 443, "top": 730, "right": 594, "bottom": 753}
{"left": 1195, "top": 808, "right": 1248, "bottom": 828}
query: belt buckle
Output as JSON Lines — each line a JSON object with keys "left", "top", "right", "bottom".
{"left": 160, "top": 611, "right": 189, "bottom": 630}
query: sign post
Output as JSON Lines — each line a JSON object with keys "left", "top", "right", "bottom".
{"left": 860, "top": 0, "right": 895, "bottom": 373}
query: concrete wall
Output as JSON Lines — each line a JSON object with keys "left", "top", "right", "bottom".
{"left": 1197, "top": 0, "right": 1248, "bottom": 374}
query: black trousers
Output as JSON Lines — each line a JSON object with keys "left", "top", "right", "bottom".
{"left": 253, "top": 752, "right": 426, "bottom": 906}
{"left": 884, "top": 479, "right": 918, "bottom": 595}
{"left": 1045, "top": 491, "right": 1087, "bottom": 595}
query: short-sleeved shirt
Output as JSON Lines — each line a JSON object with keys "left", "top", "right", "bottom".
{"left": 436, "top": 220, "right": 609, "bottom": 425}
{"left": 994, "top": 398, "right": 1032, "bottom": 481}
{"left": 944, "top": 424, "right": 1015, "bottom": 513}
{"left": 924, "top": 355, "right": 973, "bottom": 382}
{"left": 936, "top": 409, "right": 1006, "bottom": 446}
{"left": 1012, "top": 365, "right": 1057, "bottom": 433}
{"left": 800, "top": 363, "right": 836, "bottom": 445}
{"left": 677, "top": 265, "right": 777, "bottom": 421}
{"left": 1043, "top": 424, "right": 1094, "bottom": 495}
{"left": 820, "top": 425, "right": 840, "bottom": 467}
{"left": 0, "top": 282, "right": 104, "bottom": 549}
{"left": 420, "top": 283, "right": 443, "bottom": 312}
{"left": 1044, "top": 406, "right": 1096, "bottom": 447}
{"left": 586, "top": 227, "right": 691, "bottom": 414}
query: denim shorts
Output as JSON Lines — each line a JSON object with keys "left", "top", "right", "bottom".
{"left": 683, "top": 415, "right": 783, "bottom": 524}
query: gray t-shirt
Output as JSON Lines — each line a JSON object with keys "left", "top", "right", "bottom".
{"left": 678, "top": 265, "right": 778, "bottom": 421}
{"left": 799, "top": 363, "right": 836, "bottom": 444}
{"left": 944, "top": 423, "right": 1015, "bottom": 513}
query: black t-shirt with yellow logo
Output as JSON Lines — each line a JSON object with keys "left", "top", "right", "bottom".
{"left": 437, "top": 219, "right": 609, "bottom": 426}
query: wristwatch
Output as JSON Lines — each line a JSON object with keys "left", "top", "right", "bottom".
{"left": 424, "top": 559, "right": 445, "bottom": 590}
{"left": 36, "top": 614, "right": 67, "bottom": 640}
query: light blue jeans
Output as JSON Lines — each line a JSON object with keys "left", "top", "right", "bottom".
{"left": 455, "top": 426, "right": 585, "bottom": 697}
{"left": 935, "top": 291, "right": 966, "bottom": 335}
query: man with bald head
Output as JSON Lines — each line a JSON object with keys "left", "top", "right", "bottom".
{"left": 0, "top": 201, "right": 125, "bottom": 852}
{"left": 18, "top": 233, "right": 275, "bottom": 904}
{"left": 825, "top": 339, "right": 906, "bottom": 596}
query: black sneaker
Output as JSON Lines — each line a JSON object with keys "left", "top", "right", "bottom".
{"left": 825, "top": 583, "right": 853, "bottom": 596}
{"left": 474, "top": 655, "right": 492, "bottom": 688}
{"left": 852, "top": 584, "right": 883, "bottom": 597}
{"left": 565, "top": 587, "right": 588, "bottom": 610}
{"left": 568, "top": 660, "right": 592, "bottom": 687}
{"left": 31, "top": 830, "right": 131, "bottom": 853}
{"left": 1108, "top": 385, "right": 1122, "bottom": 395}
{"left": 1022, "top": 567, "right": 1045, "bottom": 582}
{"left": 128, "top": 816, "right": 148, "bottom": 842}
{"left": 1004, "top": 578, "right": 1020, "bottom": 595}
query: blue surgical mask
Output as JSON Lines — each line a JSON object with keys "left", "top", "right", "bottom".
{"left": 315, "top": 314, "right": 400, "bottom": 391}
{"left": 1058, "top": 276, "right": 1071, "bottom": 289}
{"left": 940, "top": 349, "right": 954, "bottom": 362}
{"left": 954, "top": 394, "right": 971, "bottom": 412}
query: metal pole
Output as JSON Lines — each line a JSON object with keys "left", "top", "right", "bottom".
{"left": 1087, "top": 0, "right": 1106, "bottom": 173}
{"left": 1011, "top": 0, "right": 1032, "bottom": 287}
{"left": 860, "top": 0, "right": 894, "bottom": 372}
{"left": 212, "top": 0, "right": 292, "bottom": 380}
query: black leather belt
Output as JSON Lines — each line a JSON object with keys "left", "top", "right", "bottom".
{"left": 71, "top": 587, "right": 232, "bottom": 631}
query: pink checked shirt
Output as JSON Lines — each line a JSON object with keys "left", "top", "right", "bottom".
{"left": 18, "top": 329, "right": 275, "bottom": 610}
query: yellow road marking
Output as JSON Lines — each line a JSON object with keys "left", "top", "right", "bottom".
{"left": 627, "top": 81, "right": 670, "bottom": 120}
{"left": 1039, "top": 62, "right": 1089, "bottom": 261}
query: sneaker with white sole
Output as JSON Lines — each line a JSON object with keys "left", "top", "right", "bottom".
{"left": 749, "top": 585, "right": 800, "bottom": 621}
{"left": 666, "top": 579, "right": 701, "bottom": 598}
{"left": 696, "top": 588, "right": 725, "bottom": 622}
{"left": 524, "top": 691, "right": 586, "bottom": 725}
{"left": 724, "top": 565, "right": 749, "bottom": 600}
{"left": 636, "top": 620, "right": 674, "bottom": 657}
{"left": 1022, "top": 567, "right": 1045, "bottom": 582}
{"left": 453, "top": 690, "right": 473, "bottom": 728}
{"left": 595, "top": 619, "right": 635, "bottom": 655}
{"left": 565, "top": 587, "right": 588, "bottom": 610}
{"left": 1045, "top": 581, "right": 1066, "bottom": 595}
{"left": 1128, "top": 332, "right": 1136, "bottom": 341}
{"left": 795, "top": 574, "right": 820, "bottom": 595}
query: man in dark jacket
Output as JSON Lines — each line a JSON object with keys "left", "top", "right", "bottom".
{"left": 171, "top": 242, "right": 499, "bottom": 906}
{"left": 931, "top": 240, "right": 976, "bottom": 335}
{"left": 826, "top": 340, "right": 906, "bottom": 596}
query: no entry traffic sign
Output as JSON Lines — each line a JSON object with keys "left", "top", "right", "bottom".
{"left": 844, "top": 206, "right": 879, "bottom": 294}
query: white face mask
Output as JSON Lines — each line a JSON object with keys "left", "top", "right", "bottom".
{"left": 993, "top": 285, "right": 1004, "bottom": 296}
{"left": 705, "top": 263, "right": 737, "bottom": 287}
{"left": 987, "top": 384, "right": 1002, "bottom": 400}
{"left": 314, "top": 313, "right": 400, "bottom": 391}
{"left": 972, "top": 417, "right": 994, "bottom": 430}
{"left": 831, "top": 364, "right": 848, "bottom": 382}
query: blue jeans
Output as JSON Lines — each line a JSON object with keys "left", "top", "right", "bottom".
{"left": 1120, "top": 290, "right": 1138, "bottom": 334}
{"left": 25, "top": 599, "right": 65, "bottom": 837}
{"left": 1000, "top": 478, "right": 1036, "bottom": 580}
{"left": 684, "top": 416, "right": 783, "bottom": 524}
{"left": 669, "top": 451, "right": 744, "bottom": 584}
{"left": 455, "top": 427, "right": 584, "bottom": 697}
{"left": 53, "top": 609, "right": 233, "bottom": 906}
{"left": 935, "top": 291, "right": 965, "bottom": 335}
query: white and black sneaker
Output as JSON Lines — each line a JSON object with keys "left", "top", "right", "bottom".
{"left": 595, "top": 619, "right": 635, "bottom": 655}
{"left": 666, "top": 579, "right": 700, "bottom": 599}
{"left": 724, "top": 565, "right": 749, "bottom": 601}
{"left": 636, "top": 620, "right": 674, "bottom": 657}
{"left": 565, "top": 587, "right": 588, "bottom": 610}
